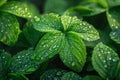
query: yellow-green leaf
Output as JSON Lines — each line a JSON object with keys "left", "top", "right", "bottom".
{"left": 0, "top": 12, "right": 20, "bottom": 45}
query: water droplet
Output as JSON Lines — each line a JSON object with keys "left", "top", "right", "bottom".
{"left": 112, "top": 59, "right": 116, "bottom": 62}
{"left": 98, "top": 54, "right": 101, "bottom": 57}
{"left": 34, "top": 16, "right": 40, "bottom": 22}
{"left": 104, "top": 65, "right": 107, "bottom": 68}
{"left": 103, "top": 60, "right": 106, "bottom": 63}
{"left": 72, "top": 62, "right": 75, "bottom": 66}
{"left": 18, "top": 56, "right": 20, "bottom": 58}
{"left": 108, "top": 58, "right": 112, "bottom": 60}
{"left": 56, "top": 71, "right": 61, "bottom": 76}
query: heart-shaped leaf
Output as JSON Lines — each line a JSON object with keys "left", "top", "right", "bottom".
{"left": 61, "top": 15, "right": 99, "bottom": 41}
{"left": 31, "top": 13, "right": 63, "bottom": 32}
{"left": 0, "top": 12, "right": 20, "bottom": 45}
{"left": 7, "top": 73, "right": 28, "bottom": 80}
{"left": 0, "top": 0, "right": 6, "bottom": 7}
{"left": 106, "top": 7, "right": 120, "bottom": 30}
{"left": 110, "top": 29, "right": 120, "bottom": 44}
{"left": 59, "top": 32, "right": 86, "bottom": 72}
{"left": 40, "top": 69, "right": 67, "bottom": 80}
{"left": 0, "top": 51, "right": 11, "bottom": 79}
{"left": 61, "top": 72, "right": 82, "bottom": 80}
{"left": 32, "top": 32, "right": 65, "bottom": 64}
{"left": 10, "top": 49, "right": 38, "bottom": 74}
{"left": 92, "top": 42, "right": 120, "bottom": 79}
{"left": 0, "top": 1, "right": 37, "bottom": 18}
{"left": 23, "top": 21, "right": 43, "bottom": 46}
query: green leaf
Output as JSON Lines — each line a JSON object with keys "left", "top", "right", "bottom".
{"left": 116, "top": 62, "right": 120, "bottom": 80}
{"left": 85, "top": 0, "right": 108, "bottom": 8}
{"left": 10, "top": 49, "right": 38, "bottom": 74}
{"left": 66, "top": 2, "right": 105, "bottom": 17}
{"left": 23, "top": 21, "right": 43, "bottom": 46}
{"left": 82, "top": 75, "right": 102, "bottom": 80}
{"left": 7, "top": 73, "right": 28, "bottom": 80}
{"left": 59, "top": 33, "right": 86, "bottom": 72}
{"left": 92, "top": 42, "right": 120, "bottom": 79}
{"left": 31, "top": 13, "right": 63, "bottom": 32}
{"left": 32, "top": 32, "right": 65, "bottom": 64}
{"left": 0, "top": 0, "right": 6, "bottom": 7}
{"left": 110, "top": 29, "right": 120, "bottom": 44}
{"left": 44, "top": 0, "right": 81, "bottom": 15}
{"left": 61, "top": 15, "right": 99, "bottom": 41}
{"left": 0, "top": 51, "right": 11, "bottom": 79}
{"left": 44, "top": 0, "right": 68, "bottom": 15}
{"left": 106, "top": 0, "right": 120, "bottom": 8}
{"left": 106, "top": 7, "right": 120, "bottom": 30}
{"left": 0, "top": 1, "right": 37, "bottom": 18}
{"left": 40, "top": 69, "right": 67, "bottom": 80}
{"left": 61, "top": 72, "right": 82, "bottom": 80}
{"left": 0, "top": 12, "right": 21, "bottom": 45}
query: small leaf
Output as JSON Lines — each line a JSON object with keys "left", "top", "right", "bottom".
{"left": 106, "top": 7, "right": 120, "bottom": 30}
{"left": 0, "top": 1, "right": 37, "bottom": 18}
{"left": 110, "top": 29, "right": 120, "bottom": 44}
{"left": 61, "top": 15, "right": 99, "bottom": 41}
{"left": 7, "top": 73, "right": 28, "bottom": 80}
{"left": 0, "top": 0, "right": 6, "bottom": 7}
{"left": 10, "top": 49, "right": 38, "bottom": 74}
{"left": 0, "top": 12, "right": 21, "bottom": 45}
{"left": 82, "top": 75, "right": 102, "bottom": 80}
{"left": 106, "top": 0, "right": 120, "bottom": 8}
{"left": 31, "top": 13, "right": 63, "bottom": 32}
{"left": 40, "top": 69, "right": 67, "bottom": 80}
{"left": 23, "top": 21, "right": 43, "bottom": 46}
{"left": 32, "top": 32, "right": 65, "bottom": 64}
{"left": 0, "top": 51, "right": 11, "bottom": 79}
{"left": 61, "top": 72, "right": 82, "bottom": 80}
{"left": 92, "top": 42, "right": 120, "bottom": 79}
{"left": 59, "top": 32, "right": 86, "bottom": 72}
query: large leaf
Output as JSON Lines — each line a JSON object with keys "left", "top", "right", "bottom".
{"left": 92, "top": 42, "right": 120, "bottom": 79}
{"left": 59, "top": 33, "right": 86, "bottom": 72}
{"left": 0, "top": 0, "right": 6, "bottom": 7}
{"left": 23, "top": 21, "right": 43, "bottom": 46}
{"left": 0, "top": 1, "right": 37, "bottom": 18}
{"left": 10, "top": 49, "right": 38, "bottom": 74}
{"left": 0, "top": 12, "right": 20, "bottom": 45}
{"left": 32, "top": 32, "right": 65, "bottom": 64}
{"left": 31, "top": 13, "right": 63, "bottom": 32}
{"left": 61, "top": 15, "right": 99, "bottom": 41}
{"left": 7, "top": 73, "right": 28, "bottom": 80}
{"left": 61, "top": 72, "right": 82, "bottom": 80}
{"left": 106, "top": 7, "right": 120, "bottom": 30}
{"left": 0, "top": 51, "right": 11, "bottom": 79}
{"left": 40, "top": 69, "right": 67, "bottom": 80}
{"left": 110, "top": 29, "right": 120, "bottom": 44}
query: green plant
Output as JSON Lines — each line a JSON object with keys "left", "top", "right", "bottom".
{"left": 0, "top": 0, "right": 120, "bottom": 80}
